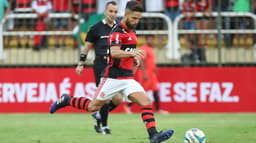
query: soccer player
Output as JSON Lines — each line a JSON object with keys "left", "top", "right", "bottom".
{"left": 75, "top": 1, "right": 122, "bottom": 134}
{"left": 50, "top": 1, "right": 174, "bottom": 142}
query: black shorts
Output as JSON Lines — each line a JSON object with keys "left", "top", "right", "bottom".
{"left": 93, "top": 56, "right": 108, "bottom": 87}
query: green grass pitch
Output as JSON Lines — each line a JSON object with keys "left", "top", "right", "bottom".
{"left": 0, "top": 113, "right": 255, "bottom": 143}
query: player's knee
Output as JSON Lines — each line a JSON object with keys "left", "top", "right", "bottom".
{"left": 88, "top": 104, "right": 101, "bottom": 112}
{"left": 140, "top": 97, "right": 152, "bottom": 107}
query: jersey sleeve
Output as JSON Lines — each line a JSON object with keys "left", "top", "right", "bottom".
{"left": 85, "top": 26, "right": 96, "bottom": 43}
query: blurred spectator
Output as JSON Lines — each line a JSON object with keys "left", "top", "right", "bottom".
{"left": 1, "top": 0, "right": 10, "bottom": 49}
{"left": 0, "top": 0, "right": 10, "bottom": 22}
{"left": 213, "top": 0, "right": 232, "bottom": 48}
{"left": 181, "top": 0, "right": 196, "bottom": 41}
{"left": 14, "top": 0, "right": 33, "bottom": 49}
{"left": 144, "top": 0, "right": 165, "bottom": 29}
{"left": 195, "top": 0, "right": 212, "bottom": 48}
{"left": 165, "top": 0, "right": 181, "bottom": 21}
{"left": 233, "top": 0, "right": 250, "bottom": 48}
{"left": 72, "top": 0, "right": 79, "bottom": 15}
{"left": 253, "top": 0, "right": 256, "bottom": 14}
{"left": 71, "top": 0, "right": 80, "bottom": 49}
{"left": 181, "top": 37, "right": 206, "bottom": 64}
{"left": 80, "top": 0, "right": 96, "bottom": 23}
{"left": 51, "top": 0, "right": 72, "bottom": 48}
{"left": 253, "top": 0, "right": 256, "bottom": 48}
{"left": 181, "top": 0, "right": 206, "bottom": 63}
{"left": 32, "top": 0, "right": 52, "bottom": 51}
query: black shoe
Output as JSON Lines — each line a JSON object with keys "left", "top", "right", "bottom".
{"left": 49, "top": 94, "right": 71, "bottom": 113}
{"left": 91, "top": 112, "right": 102, "bottom": 133}
{"left": 150, "top": 129, "right": 174, "bottom": 143}
{"left": 101, "top": 126, "right": 111, "bottom": 135}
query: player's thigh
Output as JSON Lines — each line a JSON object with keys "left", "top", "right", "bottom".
{"left": 122, "top": 79, "right": 151, "bottom": 106}
{"left": 112, "top": 93, "right": 123, "bottom": 105}
{"left": 128, "top": 92, "right": 152, "bottom": 107}
{"left": 95, "top": 78, "right": 124, "bottom": 101}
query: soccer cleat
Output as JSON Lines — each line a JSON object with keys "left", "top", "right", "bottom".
{"left": 49, "top": 94, "right": 71, "bottom": 114}
{"left": 91, "top": 112, "right": 102, "bottom": 133}
{"left": 150, "top": 129, "right": 174, "bottom": 143}
{"left": 101, "top": 126, "right": 111, "bottom": 135}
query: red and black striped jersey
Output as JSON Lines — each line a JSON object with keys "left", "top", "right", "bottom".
{"left": 104, "top": 22, "right": 137, "bottom": 79}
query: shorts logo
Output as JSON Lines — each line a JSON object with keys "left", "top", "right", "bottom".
{"left": 100, "top": 92, "right": 106, "bottom": 98}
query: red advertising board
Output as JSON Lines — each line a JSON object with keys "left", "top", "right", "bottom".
{"left": 0, "top": 67, "right": 256, "bottom": 113}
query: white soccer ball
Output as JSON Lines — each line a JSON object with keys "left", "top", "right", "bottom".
{"left": 184, "top": 128, "right": 206, "bottom": 143}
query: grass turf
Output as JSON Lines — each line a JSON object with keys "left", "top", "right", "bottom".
{"left": 0, "top": 113, "right": 255, "bottom": 143}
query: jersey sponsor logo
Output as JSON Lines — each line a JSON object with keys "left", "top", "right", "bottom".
{"left": 124, "top": 47, "right": 135, "bottom": 52}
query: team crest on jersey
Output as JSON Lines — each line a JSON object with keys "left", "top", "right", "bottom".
{"left": 128, "top": 37, "right": 132, "bottom": 40}
{"left": 122, "top": 29, "right": 127, "bottom": 33}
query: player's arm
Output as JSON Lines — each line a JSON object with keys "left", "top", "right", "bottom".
{"left": 76, "top": 42, "right": 93, "bottom": 75}
{"left": 3, "top": 1, "right": 10, "bottom": 21}
{"left": 111, "top": 46, "right": 145, "bottom": 67}
{"left": 110, "top": 46, "right": 145, "bottom": 59}
{"left": 140, "top": 60, "right": 148, "bottom": 81}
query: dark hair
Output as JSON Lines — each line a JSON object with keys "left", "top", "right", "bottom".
{"left": 125, "top": 1, "right": 144, "bottom": 12}
{"left": 105, "top": 1, "right": 117, "bottom": 9}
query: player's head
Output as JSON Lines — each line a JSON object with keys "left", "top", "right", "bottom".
{"left": 123, "top": 1, "right": 143, "bottom": 29}
{"left": 145, "top": 35, "right": 154, "bottom": 46}
{"left": 104, "top": 1, "right": 118, "bottom": 23}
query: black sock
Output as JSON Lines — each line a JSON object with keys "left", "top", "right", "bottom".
{"left": 148, "top": 127, "right": 158, "bottom": 138}
{"left": 153, "top": 91, "right": 160, "bottom": 111}
{"left": 100, "top": 104, "right": 109, "bottom": 127}
{"left": 108, "top": 100, "right": 117, "bottom": 112}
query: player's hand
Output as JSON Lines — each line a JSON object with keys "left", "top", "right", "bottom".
{"left": 76, "top": 63, "right": 85, "bottom": 75}
{"left": 133, "top": 49, "right": 146, "bottom": 59}
{"left": 134, "top": 56, "right": 141, "bottom": 67}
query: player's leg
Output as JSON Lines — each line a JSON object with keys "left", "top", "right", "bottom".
{"left": 125, "top": 80, "right": 174, "bottom": 143}
{"left": 152, "top": 90, "right": 169, "bottom": 114}
{"left": 100, "top": 93, "right": 122, "bottom": 134}
{"left": 152, "top": 90, "right": 160, "bottom": 111}
{"left": 50, "top": 78, "right": 115, "bottom": 113}
{"left": 128, "top": 92, "right": 174, "bottom": 143}
{"left": 92, "top": 65, "right": 117, "bottom": 134}
{"left": 49, "top": 93, "right": 107, "bottom": 113}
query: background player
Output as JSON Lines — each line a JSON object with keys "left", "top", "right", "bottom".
{"left": 75, "top": 1, "right": 122, "bottom": 134}
{"left": 124, "top": 35, "right": 169, "bottom": 114}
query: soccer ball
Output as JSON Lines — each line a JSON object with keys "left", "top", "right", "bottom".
{"left": 184, "top": 128, "right": 206, "bottom": 143}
